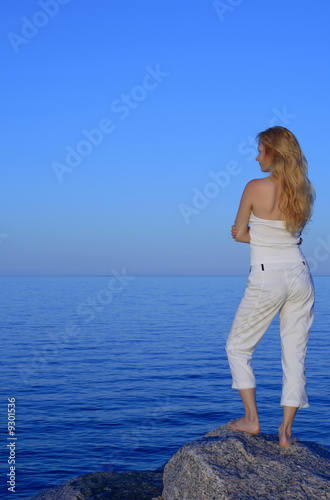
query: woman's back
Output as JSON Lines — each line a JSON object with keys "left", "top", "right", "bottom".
{"left": 249, "top": 177, "right": 285, "bottom": 221}
{"left": 247, "top": 176, "right": 304, "bottom": 265}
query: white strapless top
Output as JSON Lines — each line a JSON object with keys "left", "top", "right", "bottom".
{"left": 249, "top": 213, "right": 304, "bottom": 265}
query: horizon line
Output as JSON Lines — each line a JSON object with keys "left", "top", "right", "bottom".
{"left": 0, "top": 273, "right": 329, "bottom": 278}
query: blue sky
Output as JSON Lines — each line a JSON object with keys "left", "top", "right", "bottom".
{"left": 1, "top": 0, "right": 330, "bottom": 276}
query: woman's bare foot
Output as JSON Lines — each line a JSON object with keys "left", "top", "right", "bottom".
{"left": 278, "top": 424, "right": 299, "bottom": 448}
{"left": 227, "top": 416, "right": 260, "bottom": 435}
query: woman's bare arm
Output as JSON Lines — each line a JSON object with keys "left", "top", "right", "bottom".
{"left": 232, "top": 181, "right": 255, "bottom": 243}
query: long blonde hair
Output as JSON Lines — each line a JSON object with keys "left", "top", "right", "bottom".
{"left": 256, "top": 126, "right": 315, "bottom": 234}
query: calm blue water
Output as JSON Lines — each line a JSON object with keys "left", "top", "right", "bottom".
{"left": 0, "top": 276, "right": 329, "bottom": 499}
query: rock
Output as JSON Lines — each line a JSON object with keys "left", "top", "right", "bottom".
{"left": 29, "top": 426, "right": 330, "bottom": 500}
{"left": 162, "top": 425, "right": 330, "bottom": 500}
{"left": 29, "top": 468, "right": 163, "bottom": 500}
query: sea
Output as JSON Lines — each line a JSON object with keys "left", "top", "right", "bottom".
{"left": 0, "top": 276, "right": 329, "bottom": 499}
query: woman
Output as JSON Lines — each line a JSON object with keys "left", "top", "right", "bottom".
{"left": 226, "top": 126, "right": 315, "bottom": 448}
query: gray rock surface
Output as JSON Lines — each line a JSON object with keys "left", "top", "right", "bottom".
{"left": 29, "top": 469, "right": 163, "bottom": 500}
{"left": 162, "top": 425, "right": 330, "bottom": 500}
{"left": 29, "top": 425, "right": 330, "bottom": 500}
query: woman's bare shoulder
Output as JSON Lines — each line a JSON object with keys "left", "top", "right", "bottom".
{"left": 245, "top": 177, "right": 273, "bottom": 191}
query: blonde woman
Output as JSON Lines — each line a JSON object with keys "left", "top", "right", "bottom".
{"left": 226, "top": 126, "right": 315, "bottom": 447}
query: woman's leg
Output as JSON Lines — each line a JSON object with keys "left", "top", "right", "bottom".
{"left": 226, "top": 266, "right": 286, "bottom": 432}
{"left": 278, "top": 406, "right": 298, "bottom": 447}
{"left": 279, "top": 265, "right": 314, "bottom": 403}
{"left": 278, "top": 263, "right": 314, "bottom": 446}
{"left": 227, "top": 388, "right": 260, "bottom": 434}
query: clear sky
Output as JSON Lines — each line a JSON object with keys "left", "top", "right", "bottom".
{"left": 1, "top": 0, "right": 330, "bottom": 276}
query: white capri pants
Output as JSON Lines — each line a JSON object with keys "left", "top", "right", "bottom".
{"left": 226, "top": 261, "right": 314, "bottom": 408}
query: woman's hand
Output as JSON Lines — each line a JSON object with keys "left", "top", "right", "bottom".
{"left": 231, "top": 225, "right": 238, "bottom": 239}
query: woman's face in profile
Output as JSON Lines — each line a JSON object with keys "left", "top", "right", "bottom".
{"left": 256, "top": 142, "right": 272, "bottom": 172}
